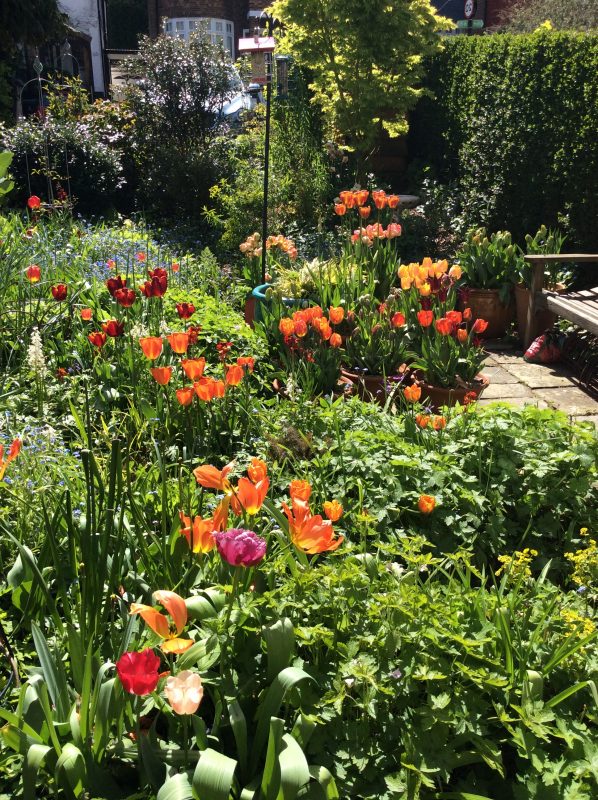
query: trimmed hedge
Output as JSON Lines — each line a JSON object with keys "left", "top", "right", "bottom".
{"left": 410, "top": 32, "right": 598, "bottom": 249}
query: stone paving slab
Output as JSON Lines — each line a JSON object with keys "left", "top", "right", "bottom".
{"left": 481, "top": 381, "right": 536, "bottom": 400}
{"left": 480, "top": 366, "right": 520, "bottom": 383}
{"left": 534, "top": 387, "right": 598, "bottom": 416}
{"left": 504, "top": 361, "right": 576, "bottom": 389}
{"left": 573, "top": 415, "right": 598, "bottom": 426}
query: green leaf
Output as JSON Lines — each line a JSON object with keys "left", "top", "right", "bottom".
{"left": 228, "top": 699, "right": 248, "bottom": 777}
{"left": 31, "top": 622, "right": 71, "bottom": 722}
{"left": 264, "top": 618, "right": 295, "bottom": 681}
{"left": 23, "top": 743, "right": 53, "bottom": 800}
{"left": 251, "top": 668, "right": 313, "bottom": 764}
{"left": 545, "top": 680, "right": 598, "bottom": 710}
{"left": 55, "top": 743, "right": 87, "bottom": 799}
{"left": 157, "top": 772, "right": 194, "bottom": 800}
{"left": 192, "top": 747, "right": 237, "bottom": 800}
{"left": 307, "top": 765, "right": 339, "bottom": 799}
{"left": 278, "top": 733, "right": 310, "bottom": 800}
{"left": 177, "top": 635, "right": 221, "bottom": 671}
{"left": 261, "top": 718, "right": 284, "bottom": 800}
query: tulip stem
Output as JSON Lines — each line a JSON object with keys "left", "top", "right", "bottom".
{"left": 220, "top": 567, "right": 241, "bottom": 681}
{"left": 183, "top": 713, "right": 189, "bottom": 770}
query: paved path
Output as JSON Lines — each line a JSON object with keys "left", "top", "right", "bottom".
{"left": 481, "top": 346, "right": 598, "bottom": 425}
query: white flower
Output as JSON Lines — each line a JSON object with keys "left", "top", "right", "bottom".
{"left": 27, "top": 327, "right": 46, "bottom": 379}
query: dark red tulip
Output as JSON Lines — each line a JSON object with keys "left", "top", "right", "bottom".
{"left": 51, "top": 283, "right": 68, "bottom": 301}
{"left": 88, "top": 331, "right": 107, "bottom": 348}
{"left": 106, "top": 275, "right": 126, "bottom": 297}
{"left": 101, "top": 319, "right": 125, "bottom": 337}
{"left": 176, "top": 302, "right": 196, "bottom": 319}
{"left": 114, "top": 287, "right": 137, "bottom": 308}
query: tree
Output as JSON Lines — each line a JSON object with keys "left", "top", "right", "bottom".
{"left": 123, "top": 31, "right": 237, "bottom": 217}
{"left": 501, "top": 0, "right": 598, "bottom": 33}
{"left": 268, "top": 0, "right": 450, "bottom": 170}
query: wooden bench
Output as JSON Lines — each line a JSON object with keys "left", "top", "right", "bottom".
{"left": 524, "top": 254, "right": 598, "bottom": 347}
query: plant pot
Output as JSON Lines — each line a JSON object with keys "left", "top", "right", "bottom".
{"left": 340, "top": 368, "right": 402, "bottom": 405}
{"left": 514, "top": 282, "right": 565, "bottom": 343}
{"left": 419, "top": 374, "right": 489, "bottom": 412}
{"left": 244, "top": 294, "right": 256, "bottom": 327}
{"left": 461, "top": 288, "right": 515, "bottom": 339}
{"left": 249, "top": 284, "right": 305, "bottom": 327}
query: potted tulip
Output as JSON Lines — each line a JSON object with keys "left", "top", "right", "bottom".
{"left": 411, "top": 307, "right": 490, "bottom": 410}
{"left": 339, "top": 291, "right": 413, "bottom": 403}
{"left": 515, "top": 225, "right": 569, "bottom": 342}
{"left": 456, "top": 228, "right": 524, "bottom": 338}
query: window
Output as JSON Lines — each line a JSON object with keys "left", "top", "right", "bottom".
{"left": 164, "top": 18, "right": 235, "bottom": 56}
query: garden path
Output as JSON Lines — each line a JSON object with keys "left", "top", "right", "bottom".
{"left": 481, "top": 345, "right": 598, "bottom": 425}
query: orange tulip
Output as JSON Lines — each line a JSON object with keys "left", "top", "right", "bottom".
{"left": 457, "top": 328, "right": 468, "bottom": 344}
{"left": 435, "top": 317, "right": 454, "bottom": 336}
{"left": 289, "top": 480, "right": 311, "bottom": 501}
{"left": 212, "top": 379, "right": 225, "bottom": 398}
{"left": 80, "top": 307, "right": 93, "bottom": 321}
{"left": 463, "top": 307, "right": 472, "bottom": 322}
{"left": 323, "top": 500, "right": 343, "bottom": 522}
{"left": 237, "top": 356, "right": 255, "bottom": 373}
{"left": 247, "top": 458, "right": 268, "bottom": 483}
{"left": 139, "top": 337, "right": 163, "bottom": 360}
{"left": 279, "top": 318, "right": 295, "bottom": 337}
{"left": 179, "top": 512, "right": 216, "bottom": 553}
{"left": 334, "top": 203, "right": 346, "bottom": 216}
{"left": 403, "top": 384, "right": 421, "bottom": 403}
{"left": 387, "top": 195, "right": 400, "bottom": 208}
{"left": 415, "top": 413, "right": 430, "bottom": 429}
{"left": 193, "top": 377, "right": 215, "bottom": 401}
{"left": 181, "top": 358, "right": 206, "bottom": 381}
{"left": 225, "top": 364, "right": 244, "bottom": 386}
{"left": 417, "top": 310, "right": 434, "bottom": 328}
{"left": 446, "top": 311, "right": 463, "bottom": 326}
{"left": 230, "top": 476, "right": 270, "bottom": 516}
{"left": 176, "top": 387, "right": 195, "bottom": 406}
{"left": 330, "top": 333, "right": 342, "bottom": 348}
{"left": 432, "top": 416, "right": 446, "bottom": 430}
{"left": 282, "top": 498, "right": 344, "bottom": 554}
{"left": 151, "top": 366, "right": 172, "bottom": 385}
{"left": 372, "top": 191, "right": 387, "bottom": 210}
{"left": 358, "top": 206, "right": 371, "bottom": 220}
{"left": 355, "top": 189, "right": 369, "bottom": 206}
{"left": 328, "top": 306, "right": 344, "bottom": 325}
{"left": 418, "top": 495, "right": 436, "bottom": 514}
{"left": 391, "top": 312, "right": 406, "bottom": 328}
{"left": 193, "top": 462, "right": 234, "bottom": 491}
{"left": 294, "top": 319, "right": 308, "bottom": 337}
{"left": 130, "top": 590, "right": 192, "bottom": 654}
{"left": 168, "top": 332, "right": 189, "bottom": 354}
{"left": 0, "top": 438, "right": 22, "bottom": 481}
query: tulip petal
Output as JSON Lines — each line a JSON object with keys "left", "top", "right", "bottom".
{"left": 130, "top": 604, "right": 170, "bottom": 639}
{"left": 161, "top": 637, "right": 194, "bottom": 655}
{"left": 154, "top": 590, "right": 188, "bottom": 634}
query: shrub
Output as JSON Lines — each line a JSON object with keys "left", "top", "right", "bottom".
{"left": 410, "top": 31, "right": 598, "bottom": 250}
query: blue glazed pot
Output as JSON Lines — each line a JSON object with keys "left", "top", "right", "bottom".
{"left": 249, "top": 283, "right": 305, "bottom": 324}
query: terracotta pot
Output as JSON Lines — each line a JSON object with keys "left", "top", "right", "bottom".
{"left": 244, "top": 294, "right": 256, "bottom": 327}
{"left": 461, "top": 288, "right": 515, "bottom": 339}
{"left": 420, "top": 374, "right": 490, "bottom": 412}
{"left": 340, "top": 368, "right": 396, "bottom": 405}
{"left": 514, "top": 282, "right": 565, "bottom": 343}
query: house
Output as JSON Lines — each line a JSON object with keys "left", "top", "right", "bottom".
{"left": 147, "top": 1, "right": 268, "bottom": 57}
{"left": 431, "top": 0, "right": 517, "bottom": 31}
{"left": 57, "top": 0, "right": 109, "bottom": 95}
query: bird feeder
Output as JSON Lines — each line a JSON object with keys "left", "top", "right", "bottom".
{"left": 238, "top": 34, "right": 276, "bottom": 87}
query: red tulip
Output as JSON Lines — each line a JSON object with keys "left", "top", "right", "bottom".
{"left": 102, "top": 319, "right": 125, "bottom": 338}
{"left": 114, "top": 287, "right": 137, "bottom": 307}
{"left": 472, "top": 319, "right": 489, "bottom": 334}
{"left": 51, "top": 283, "right": 68, "bottom": 301}
{"left": 176, "top": 387, "right": 195, "bottom": 406}
{"left": 25, "top": 265, "right": 41, "bottom": 283}
{"left": 106, "top": 275, "right": 126, "bottom": 297}
{"left": 391, "top": 312, "right": 405, "bottom": 328}
{"left": 176, "top": 302, "right": 196, "bottom": 319}
{"left": 88, "top": 331, "right": 107, "bottom": 348}
{"left": 27, "top": 195, "right": 41, "bottom": 210}
{"left": 225, "top": 364, "right": 244, "bottom": 386}
{"left": 116, "top": 649, "right": 161, "bottom": 696}
{"left": 435, "top": 317, "right": 454, "bottom": 336}
{"left": 140, "top": 268, "right": 168, "bottom": 298}
{"left": 214, "top": 528, "right": 267, "bottom": 567}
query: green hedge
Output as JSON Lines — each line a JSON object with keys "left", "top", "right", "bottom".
{"left": 410, "top": 31, "right": 598, "bottom": 249}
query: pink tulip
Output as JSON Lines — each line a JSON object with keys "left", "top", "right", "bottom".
{"left": 214, "top": 528, "right": 266, "bottom": 567}
{"left": 164, "top": 670, "right": 204, "bottom": 715}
